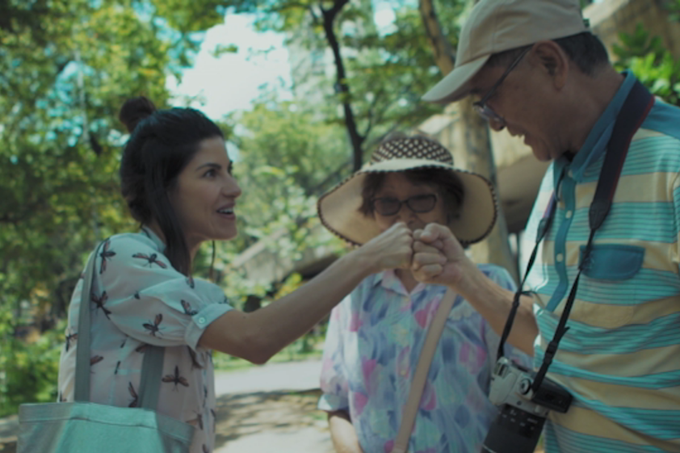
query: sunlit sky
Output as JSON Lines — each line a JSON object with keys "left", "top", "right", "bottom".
{"left": 166, "top": 3, "right": 398, "bottom": 120}
{"left": 166, "top": 0, "right": 605, "bottom": 120}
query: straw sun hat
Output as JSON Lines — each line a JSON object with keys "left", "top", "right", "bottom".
{"left": 317, "top": 136, "right": 498, "bottom": 246}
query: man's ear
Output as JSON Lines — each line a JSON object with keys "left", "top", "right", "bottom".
{"left": 531, "top": 41, "right": 569, "bottom": 89}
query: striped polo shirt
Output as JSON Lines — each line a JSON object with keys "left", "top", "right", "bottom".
{"left": 521, "top": 71, "right": 680, "bottom": 452}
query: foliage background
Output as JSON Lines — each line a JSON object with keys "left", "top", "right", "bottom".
{"left": 1, "top": 0, "right": 679, "bottom": 417}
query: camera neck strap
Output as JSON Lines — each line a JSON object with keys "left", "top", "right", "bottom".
{"left": 496, "top": 80, "right": 655, "bottom": 393}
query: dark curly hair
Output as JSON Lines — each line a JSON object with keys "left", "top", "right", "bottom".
{"left": 118, "top": 96, "right": 223, "bottom": 275}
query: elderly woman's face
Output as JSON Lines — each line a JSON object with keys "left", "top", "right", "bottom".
{"left": 372, "top": 173, "right": 449, "bottom": 233}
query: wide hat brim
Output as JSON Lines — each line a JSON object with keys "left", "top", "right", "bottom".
{"left": 317, "top": 158, "right": 498, "bottom": 246}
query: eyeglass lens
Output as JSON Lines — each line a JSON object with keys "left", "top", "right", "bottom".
{"left": 373, "top": 194, "right": 437, "bottom": 216}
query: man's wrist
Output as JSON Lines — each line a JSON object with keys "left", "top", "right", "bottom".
{"left": 448, "top": 260, "right": 485, "bottom": 298}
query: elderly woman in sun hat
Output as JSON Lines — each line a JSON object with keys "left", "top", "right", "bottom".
{"left": 316, "top": 134, "right": 531, "bottom": 453}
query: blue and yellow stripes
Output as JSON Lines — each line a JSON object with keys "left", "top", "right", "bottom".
{"left": 520, "top": 73, "right": 680, "bottom": 452}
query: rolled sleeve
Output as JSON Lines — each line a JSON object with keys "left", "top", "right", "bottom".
{"left": 185, "top": 302, "right": 233, "bottom": 350}
{"left": 318, "top": 392, "right": 349, "bottom": 412}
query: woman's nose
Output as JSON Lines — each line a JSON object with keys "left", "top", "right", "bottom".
{"left": 223, "top": 178, "right": 242, "bottom": 198}
{"left": 394, "top": 204, "right": 415, "bottom": 221}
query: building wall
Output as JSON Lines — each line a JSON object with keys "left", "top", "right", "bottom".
{"left": 588, "top": 0, "right": 680, "bottom": 59}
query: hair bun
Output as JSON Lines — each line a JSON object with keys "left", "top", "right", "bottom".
{"left": 119, "top": 96, "right": 157, "bottom": 133}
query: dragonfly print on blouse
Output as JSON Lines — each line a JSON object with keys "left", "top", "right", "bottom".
{"left": 186, "top": 276, "right": 195, "bottom": 289}
{"left": 143, "top": 314, "right": 163, "bottom": 337}
{"left": 99, "top": 239, "right": 116, "bottom": 274}
{"left": 91, "top": 290, "right": 112, "bottom": 319}
{"left": 162, "top": 365, "right": 190, "bottom": 391}
{"left": 188, "top": 347, "right": 204, "bottom": 370}
{"left": 90, "top": 355, "right": 104, "bottom": 374}
{"left": 181, "top": 299, "right": 199, "bottom": 316}
{"left": 65, "top": 329, "right": 77, "bottom": 352}
{"left": 132, "top": 252, "right": 167, "bottom": 268}
{"left": 187, "top": 410, "right": 204, "bottom": 430}
{"left": 128, "top": 382, "right": 139, "bottom": 407}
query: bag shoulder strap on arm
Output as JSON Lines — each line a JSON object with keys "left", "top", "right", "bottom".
{"left": 74, "top": 239, "right": 165, "bottom": 410}
{"left": 392, "top": 289, "right": 456, "bottom": 453}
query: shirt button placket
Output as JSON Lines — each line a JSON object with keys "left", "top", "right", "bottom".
{"left": 558, "top": 173, "right": 577, "bottom": 268}
{"left": 547, "top": 171, "right": 577, "bottom": 311}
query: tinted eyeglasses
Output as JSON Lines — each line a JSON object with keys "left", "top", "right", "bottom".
{"left": 372, "top": 194, "right": 438, "bottom": 216}
{"left": 473, "top": 47, "right": 531, "bottom": 129}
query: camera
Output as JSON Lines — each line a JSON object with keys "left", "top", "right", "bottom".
{"left": 480, "top": 357, "right": 573, "bottom": 453}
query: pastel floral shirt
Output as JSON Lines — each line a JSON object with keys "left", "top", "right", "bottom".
{"left": 58, "top": 228, "right": 233, "bottom": 453}
{"left": 318, "top": 264, "right": 531, "bottom": 453}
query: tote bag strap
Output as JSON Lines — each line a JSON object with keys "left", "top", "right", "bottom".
{"left": 392, "top": 289, "right": 457, "bottom": 453}
{"left": 74, "top": 240, "right": 165, "bottom": 410}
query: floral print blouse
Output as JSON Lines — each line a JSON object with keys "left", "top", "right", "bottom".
{"left": 318, "top": 265, "right": 531, "bottom": 453}
{"left": 58, "top": 228, "right": 233, "bottom": 453}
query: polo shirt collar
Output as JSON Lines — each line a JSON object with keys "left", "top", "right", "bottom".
{"left": 554, "top": 70, "right": 637, "bottom": 183}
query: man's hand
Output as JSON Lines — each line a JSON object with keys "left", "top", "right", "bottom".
{"left": 411, "top": 223, "right": 472, "bottom": 288}
{"left": 412, "top": 223, "right": 538, "bottom": 356}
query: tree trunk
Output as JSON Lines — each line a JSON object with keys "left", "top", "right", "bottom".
{"left": 418, "top": 0, "right": 454, "bottom": 74}
{"left": 321, "top": 0, "right": 365, "bottom": 171}
{"left": 418, "top": 0, "right": 518, "bottom": 281}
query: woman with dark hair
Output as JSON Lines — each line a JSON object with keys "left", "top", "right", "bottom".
{"left": 57, "top": 97, "right": 413, "bottom": 453}
{"left": 316, "top": 135, "right": 531, "bottom": 453}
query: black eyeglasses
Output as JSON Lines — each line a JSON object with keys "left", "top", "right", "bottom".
{"left": 473, "top": 47, "right": 531, "bottom": 129}
{"left": 372, "top": 194, "right": 438, "bottom": 216}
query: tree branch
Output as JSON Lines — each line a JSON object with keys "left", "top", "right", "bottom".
{"left": 361, "top": 87, "right": 384, "bottom": 139}
{"left": 321, "top": 0, "right": 350, "bottom": 20}
{"left": 308, "top": 5, "right": 321, "bottom": 25}
{"left": 318, "top": 0, "right": 364, "bottom": 170}
{"left": 269, "top": 2, "right": 312, "bottom": 14}
{"left": 418, "top": 0, "right": 455, "bottom": 74}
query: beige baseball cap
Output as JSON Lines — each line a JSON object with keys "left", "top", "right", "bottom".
{"left": 422, "top": 0, "right": 590, "bottom": 104}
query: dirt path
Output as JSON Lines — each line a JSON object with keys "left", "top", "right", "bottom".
{"left": 213, "top": 389, "right": 333, "bottom": 452}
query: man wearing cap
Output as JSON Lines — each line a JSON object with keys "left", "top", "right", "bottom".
{"left": 412, "top": 0, "right": 680, "bottom": 451}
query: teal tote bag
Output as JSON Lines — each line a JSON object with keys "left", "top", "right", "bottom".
{"left": 17, "top": 241, "right": 195, "bottom": 453}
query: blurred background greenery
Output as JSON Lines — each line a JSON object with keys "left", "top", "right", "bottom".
{"left": 2, "top": 0, "right": 680, "bottom": 418}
